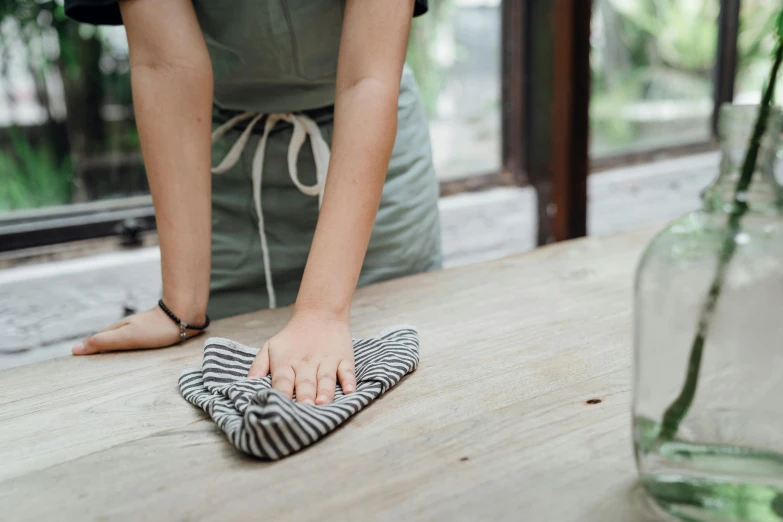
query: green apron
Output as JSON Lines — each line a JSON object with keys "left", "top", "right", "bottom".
{"left": 198, "top": 0, "right": 442, "bottom": 319}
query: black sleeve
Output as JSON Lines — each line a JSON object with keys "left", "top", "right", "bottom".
{"left": 64, "top": 0, "right": 123, "bottom": 26}
{"left": 414, "top": 0, "right": 428, "bottom": 17}
{"left": 66, "top": 0, "right": 427, "bottom": 26}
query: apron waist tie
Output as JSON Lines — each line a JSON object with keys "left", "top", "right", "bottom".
{"left": 211, "top": 112, "right": 331, "bottom": 309}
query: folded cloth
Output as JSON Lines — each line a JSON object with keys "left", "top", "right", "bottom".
{"left": 178, "top": 325, "right": 419, "bottom": 460}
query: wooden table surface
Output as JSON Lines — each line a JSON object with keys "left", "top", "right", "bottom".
{"left": 0, "top": 227, "right": 675, "bottom": 522}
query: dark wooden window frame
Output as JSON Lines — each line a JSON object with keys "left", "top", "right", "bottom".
{"left": 496, "top": 0, "right": 740, "bottom": 244}
{"left": 0, "top": 0, "right": 744, "bottom": 252}
{"left": 498, "top": 0, "right": 592, "bottom": 244}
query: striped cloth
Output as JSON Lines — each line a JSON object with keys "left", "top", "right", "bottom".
{"left": 178, "top": 325, "right": 419, "bottom": 460}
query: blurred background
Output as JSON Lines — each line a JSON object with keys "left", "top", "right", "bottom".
{"left": 0, "top": 0, "right": 780, "bottom": 368}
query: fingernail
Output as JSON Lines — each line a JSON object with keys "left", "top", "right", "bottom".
{"left": 299, "top": 398, "right": 314, "bottom": 405}
{"left": 344, "top": 385, "right": 354, "bottom": 393}
{"left": 72, "top": 342, "right": 85, "bottom": 355}
{"left": 316, "top": 395, "right": 328, "bottom": 404}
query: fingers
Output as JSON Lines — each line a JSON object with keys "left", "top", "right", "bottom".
{"left": 271, "top": 365, "right": 295, "bottom": 400}
{"left": 72, "top": 326, "right": 137, "bottom": 355}
{"left": 337, "top": 359, "right": 356, "bottom": 395}
{"left": 247, "top": 342, "right": 270, "bottom": 378}
{"left": 315, "top": 361, "right": 338, "bottom": 405}
{"left": 294, "top": 365, "right": 317, "bottom": 405}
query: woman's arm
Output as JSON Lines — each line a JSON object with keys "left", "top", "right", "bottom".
{"left": 247, "top": 0, "right": 416, "bottom": 404}
{"left": 296, "top": 0, "right": 413, "bottom": 317}
{"left": 73, "top": 0, "right": 213, "bottom": 354}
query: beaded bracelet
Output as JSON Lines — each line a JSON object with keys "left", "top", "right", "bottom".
{"left": 158, "top": 299, "right": 211, "bottom": 342}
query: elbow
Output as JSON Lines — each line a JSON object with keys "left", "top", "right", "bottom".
{"left": 340, "top": 76, "right": 399, "bottom": 102}
{"left": 130, "top": 50, "right": 213, "bottom": 84}
{"left": 336, "top": 76, "right": 400, "bottom": 129}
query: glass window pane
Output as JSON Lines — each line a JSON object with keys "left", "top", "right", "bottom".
{"left": 590, "top": 0, "right": 719, "bottom": 157}
{"left": 407, "top": 0, "right": 501, "bottom": 181}
{"left": 736, "top": 0, "right": 783, "bottom": 104}
{"left": 0, "top": 6, "right": 144, "bottom": 214}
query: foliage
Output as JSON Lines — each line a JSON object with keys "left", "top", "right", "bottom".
{"left": 608, "top": 0, "right": 718, "bottom": 72}
{"left": 736, "top": 0, "right": 783, "bottom": 100}
{"left": 591, "top": 0, "right": 783, "bottom": 154}
{"left": 592, "top": 0, "right": 717, "bottom": 101}
{"left": 0, "top": 0, "right": 137, "bottom": 212}
{"left": 593, "top": 0, "right": 783, "bottom": 102}
{"left": 0, "top": 1, "right": 73, "bottom": 87}
{"left": 406, "top": 0, "right": 455, "bottom": 116}
{"left": 0, "top": 129, "right": 73, "bottom": 211}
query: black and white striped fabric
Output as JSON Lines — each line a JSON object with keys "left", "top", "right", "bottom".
{"left": 178, "top": 325, "right": 419, "bottom": 460}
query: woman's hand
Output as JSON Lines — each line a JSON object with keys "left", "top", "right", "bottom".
{"left": 247, "top": 310, "right": 357, "bottom": 405}
{"left": 250, "top": 0, "right": 413, "bottom": 405}
{"left": 72, "top": 306, "right": 205, "bottom": 355}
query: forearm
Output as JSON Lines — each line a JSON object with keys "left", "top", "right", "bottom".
{"left": 295, "top": 80, "right": 399, "bottom": 321}
{"left": 132, "top": 64, "right": 213, "bottom": 320}
{"left": 122, "top": 0, "right": 214, "bottom": 322}
{"left": 295, "top": 0, "right": 413, "bottom": 322}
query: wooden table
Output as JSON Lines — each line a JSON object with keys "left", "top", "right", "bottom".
{"left": 0, "top": 228, "right": 674, "bottom": 521}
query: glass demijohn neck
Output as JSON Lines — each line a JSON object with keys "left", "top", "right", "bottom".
{"left": 702, "top": 104, "right": 783, "bottom": 215}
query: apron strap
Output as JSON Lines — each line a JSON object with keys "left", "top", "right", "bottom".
{"left": 211, "top": 112, "right": 332, "bottom": 309}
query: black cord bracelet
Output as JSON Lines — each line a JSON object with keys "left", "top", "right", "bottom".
{"left": 158, "top": 299, "right": 210, "bottom": 342}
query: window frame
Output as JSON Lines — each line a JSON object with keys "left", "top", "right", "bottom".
{"left": 498, "top": 0, "right": 741, "bottom": 244}
{"left": 0, "top": 196, "right": 154, "bottom": 251}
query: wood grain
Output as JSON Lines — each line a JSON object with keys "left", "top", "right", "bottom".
{"left": 0, "top": 227, "right": 674, "bottom": 521}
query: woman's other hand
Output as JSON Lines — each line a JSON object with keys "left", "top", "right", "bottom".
{"left": 72, "top": 306, "right": 206, "bottom": 355}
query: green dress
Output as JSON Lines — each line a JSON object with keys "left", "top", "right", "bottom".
{"left": 68, "top": 0, "right": 442, "bottom": 320}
